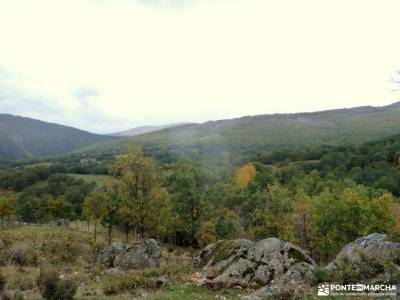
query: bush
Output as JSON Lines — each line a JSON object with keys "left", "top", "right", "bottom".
{"left": 313, "top": 267, "right": 332, "bottom": 283}
{"left": 37, "top": 268, "right": 78, "bottom": 300}
{"left": 10, "top": 248, "right": 28, "bottom": 266}
{"left": 8, "top": 244, "right": 39, "bottom": 266}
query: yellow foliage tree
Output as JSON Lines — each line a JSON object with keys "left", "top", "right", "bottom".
{"left": 195, "top": 220, "right": 218, "bottom": 248}
{"left": 236, "top": 164, "right": 256, "bottom": 188}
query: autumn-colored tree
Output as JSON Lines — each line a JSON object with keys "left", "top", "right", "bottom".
{"left": 195, "top": 220, "right": 218, "bottom": 248}
{"left": 236, "top": 164, "right": 256, "bottom": 188}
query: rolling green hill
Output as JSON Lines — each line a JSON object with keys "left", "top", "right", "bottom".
{"left": 80, "top": 102, "right": 400, "bottom": 158}
{"left": 0, "top": 114, "right": 117, "bottom": 160}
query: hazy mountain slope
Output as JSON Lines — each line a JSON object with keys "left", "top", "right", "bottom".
{"left": 0, "top": 114, "right": 117, "bottom": 160}
{"left": 80, "top": 102, "right": 400, "bottom": 156}
{"left": 111, "top": 123, "right": 189, "bottom": 137}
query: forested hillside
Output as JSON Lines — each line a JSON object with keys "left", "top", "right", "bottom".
{"left": 111, "top": 123, "right": 189, "bottom": 137}
{"left": 0, "top": 114, "right": 117, "bottom": 160}
{"left": 81, "top": 102, "right": 400, "bottom": 159}
{"left": 1, "top": 129, "right": 400, "bottom": 298}
{"left": 1, "top": 132, "right": 400, "bottom": 262}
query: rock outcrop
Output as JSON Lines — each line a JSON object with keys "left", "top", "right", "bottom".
{"left": 193, "top": 238, "right": 317, "bottom": 299}
{"left": 193, "top": 234, "right": 400, "bottom": 299}
{"left": 100, "top": 239, "right": 161, "bottom": 270}
{"left": 326, "top": 233, "right": 400, "bottom": 284}
{"left": 56, "top": 219, "right": 70, "bottom": 227}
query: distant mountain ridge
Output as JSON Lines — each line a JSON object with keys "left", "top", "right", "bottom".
{"left": 111, "top": 123, "right": 189, "bottom": 137}
{"left": 81, "top": 101, "right": 400, "bottom": 157}
{"left": 0, "top": 114, "right": 117, "bottom": 160}
{"left": 3, "top": 102, "right": 400, "bottom": 160}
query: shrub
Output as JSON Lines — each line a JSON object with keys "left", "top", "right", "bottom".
{"left": 37, "top": 268, "right": 78, "bottom": 300}
{"left": 10, "top": 248, "right": 28, "bottom": 266}
{"left": 313, "top": 267, "right": 332, "bottom": 283}
{"left": 8, "top": 244, "right": 39, "bottom": 266}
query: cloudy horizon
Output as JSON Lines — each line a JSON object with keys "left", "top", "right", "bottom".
{"left": 0, "top": 0, "right": 400, "bottom": 134}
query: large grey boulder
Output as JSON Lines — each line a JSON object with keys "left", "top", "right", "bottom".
{"left": 243, "top": 262, "right": 316, "bottom": 300}
{"left": 100, "top": 242, "right": 126, "bottom": 268}
{"left": 325, "top": 233, "right": 400, "bottom": 284}
{"left": 194, "top": 234, "right": 400, "bottom": 299}
{"left": 193, "top": 238, "right": 317, "bottom": 297}
{"left": 100, "top": 239, "right": 161, "bottom": 270}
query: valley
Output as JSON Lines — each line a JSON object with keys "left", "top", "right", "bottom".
{"left": 1, "top": 103, "right": 400, "bottom": 299}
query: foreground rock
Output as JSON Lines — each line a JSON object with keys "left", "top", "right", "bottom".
{"left": 100, "top": 239, "right": 161, "bottom": 269}
{"left": 193, "top": 234, "right": 400, "bottom": 299}
{"left": 326, "top": 233, "right": 400, "bottom": 284}
{"left": 193, "top": 238, "right": 317, "bottom": 299}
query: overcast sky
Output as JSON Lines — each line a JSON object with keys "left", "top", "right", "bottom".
{"left": 0, "top": 0, "right": 400, "bottom": 133}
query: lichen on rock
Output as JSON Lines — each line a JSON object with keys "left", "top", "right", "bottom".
{"left": 100, "top": 239, "right": 161, "bottom": 270}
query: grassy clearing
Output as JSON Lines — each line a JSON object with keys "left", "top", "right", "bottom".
{"left": 149, "top": 283, "right": 244, "bottom": 300}
{"left": 0, "top": 225, "right": 244, "bottom": 299}
{"left": 67, "top": 174, "right": 114, "bottom": 186}
{"left": 1, "top": 225, "right": 366, "bottom": 299}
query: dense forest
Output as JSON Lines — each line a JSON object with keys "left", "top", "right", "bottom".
{"left": 1, "top": 132, "right": 400, "bottom": 266}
